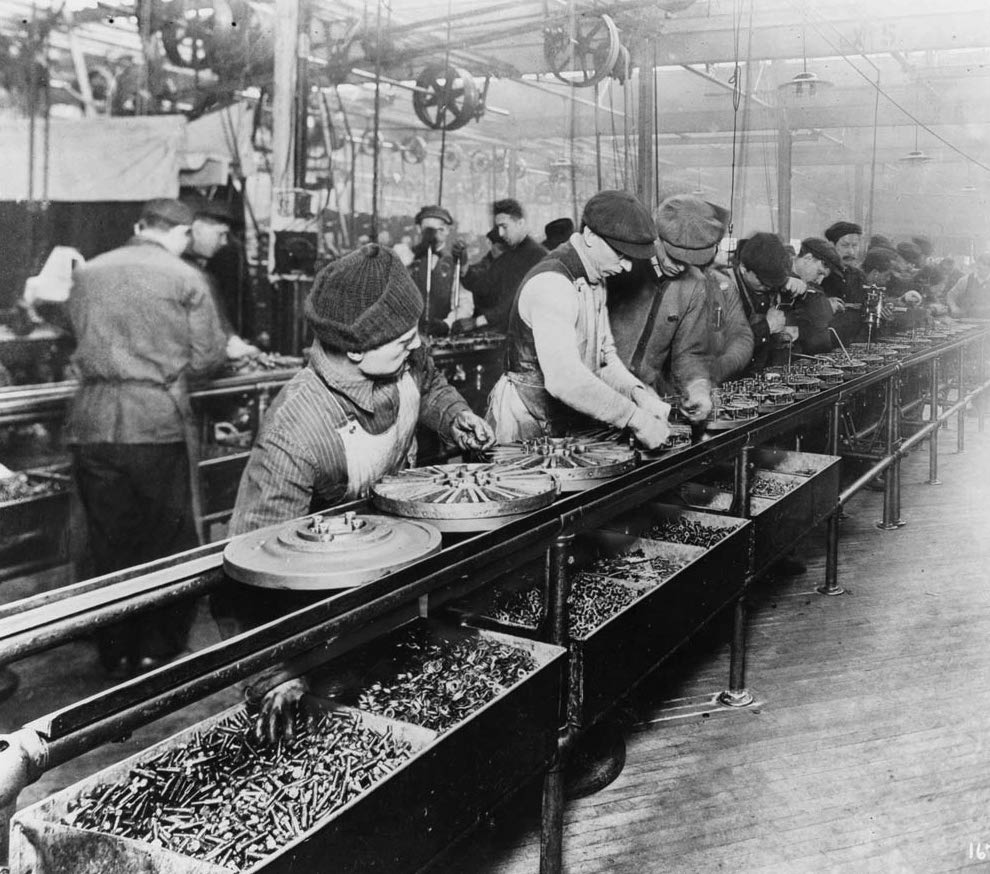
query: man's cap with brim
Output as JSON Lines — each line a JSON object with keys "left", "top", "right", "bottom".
{"left": 800, "top": 237, "right": 843, "bottom": 274}
{"left": 582, "top": 189, "right": 657, "bottom": 260}
{"left": 654, "top": 195, "right": 728, "bottom": 266}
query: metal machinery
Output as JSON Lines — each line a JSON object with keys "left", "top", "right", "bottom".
{"left": 0, "top": 326, "right": 986, "bottom": 874}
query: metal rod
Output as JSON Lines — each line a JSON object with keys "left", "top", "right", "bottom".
{"left": 719, "top": 597, "right": 753, "bottom": 706}
{"left": 958, "top": 347, "right": 966, "bottom": 452}
{"left": 877, "top": 375, "right": 900, "bottom": 530}
{"left": 730, "top": 443, "right": 752, "bottom": 519}
{"left": 890, "top": 373, "right": 903, "bottom": 526}
{"left": 980, "top": 334, "right": 987, "bottom": 432}
{"left": 539, "top": 533, "right": 572, "bottom": 874}
{"left": 928, "top": 356, "right": 941, "bottom": 485}
{"left": 841, "top": 372, "right": 990, "bottom": 506}
{"left": 817, "top": 511, "right": 844, "bottom": 596}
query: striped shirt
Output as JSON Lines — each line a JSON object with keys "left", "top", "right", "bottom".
{"left": 229, "top": 342, "right": 469, "bottom": 534}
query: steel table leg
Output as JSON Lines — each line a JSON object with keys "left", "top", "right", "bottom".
{"left": 958, "top": 348, "right": 966, "bottom": 452}
{"left": 539, "top": 534, "right": 573, "bottom": 874}
{"left": 877, "top": 376, "right": 902, "bottom": 530}
{"left": 928, "top": 357, "right": 941, "bottom": 485}
{"left": 721, "top": 445, "right": 754, "bottom": 706}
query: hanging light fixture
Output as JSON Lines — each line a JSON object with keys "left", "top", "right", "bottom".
{"left": 778, "top": 20, "right": 833, "bottom": 99}
{"left": 899, "top": 125, "right": 932, "bottom": 163}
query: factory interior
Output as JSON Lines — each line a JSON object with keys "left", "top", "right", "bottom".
{"left": 0, "top": 1, "right": 988, "bottom": 872}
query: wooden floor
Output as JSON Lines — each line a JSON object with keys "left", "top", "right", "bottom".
{"left": 2, "top": 412, "right": 988, "bottom": 873}
{"left": 431, "top": 413, "right": 990, "bottom": 874}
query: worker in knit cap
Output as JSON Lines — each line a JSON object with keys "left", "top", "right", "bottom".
{"left": 218, "top": 243, "right": 494, "bottom": 741}
{"left": 488, "top": 189, "right": 673, "bottom": 448}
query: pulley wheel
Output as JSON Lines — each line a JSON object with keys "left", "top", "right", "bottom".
{"left": 371, "top": 463, "right": 558, "bottom": 532}
{"left": 486, "top": 433, "right": 636, "bottom": 492}
{"left": 223, "top": 511, "right": 442, "bottom": 590}
{"left": 412, "top": 64, "right": 480, "bottom": 131}
{"left": 543, "top": 12, "right": 621, "bottom": 88}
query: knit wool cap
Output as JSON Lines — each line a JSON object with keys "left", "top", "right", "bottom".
{"left": 140, "top": 198, "right": 194, "bottom": 228}
{"left": 824, "top": 221, "right": 862, "bottom": 244}
{"left": 739, "top": 232, "right": 791, "bottom": 288}
{"left": 800, "top": 237, "right": 843, "bottom": 274}
{"left": 654, "top": 195, "right": 728, "bottom": 266}
{"left": 581, "top": 190, "right": 657, "bottom": 260}
{"left": 305, "top": 243, "right": 423, "bottom": 352}
{"left": 415, "top": 204, "right": 454, "bottom": 226}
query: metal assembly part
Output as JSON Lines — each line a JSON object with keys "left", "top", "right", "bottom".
{"left": 486, "top": 434, "right": 637, "bottom": 492}
{"left": 222, "top": 511, "right": 442, "bottom": 589}
{"left": 371, "top": 463, "right": 558, "bottom": 531}
{"left": 412, "top": 64, "right": 482, "bottom": 130}
{"left": 543, "top": 12, "right": 621, "bottom": 88}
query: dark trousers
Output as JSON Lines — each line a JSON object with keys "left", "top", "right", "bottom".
{"left": 73, "top": 442, "right": 199, "bottom": 668}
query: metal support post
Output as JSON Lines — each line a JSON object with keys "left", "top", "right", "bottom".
{"left": 928, "top": 357, "right": 941, "bottom": 485}
{"left": 721, "top": 443, "right": 754, "bottom": 706}
{"left": 719, "top": 597, "right": 754, "bottom": 707}
{"left": 890, "top": 375, "right": 905, "bottom": 526}
{"left": 877, "top": 376, "right": 901, "bottom": 530}
{"left": 957, "top": 348, "right": 966, "bottom": 453}
{"left": 979, "top": 336, "right": 986, "bottom": 433}
{"left": 539, "top": 534, "right": 573, "bottom": 874}
{"left": 817, "top": 511, "right": 844, "bottom": 596}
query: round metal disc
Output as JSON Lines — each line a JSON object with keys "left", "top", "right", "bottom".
{"left": 485, "top": 433, "right": 638, "bottom": 492}
{"left": 223, "top": 511, "right": 442, "bottom": 590}
{"left": 371, "top": 462, "right": 558, "bottom": 527}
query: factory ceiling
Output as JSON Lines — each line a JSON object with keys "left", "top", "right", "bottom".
{"left": 1, "top": 0, "right": 989, "bottom": 225}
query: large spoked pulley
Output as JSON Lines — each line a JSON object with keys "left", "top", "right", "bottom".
{"left": 543, "top": 12, "right": 621, "bottom": 88}
{"left": 412, "top": 64, "right": 482, "bottom": 131}
{"left": 371, "top": 463, "right": 558, "bottom": 532}
{"left": 223, "top": 511, "right": 442, "bottom": 590}
{"left": 486, "top": 432, "right": 637, "bottom": 492}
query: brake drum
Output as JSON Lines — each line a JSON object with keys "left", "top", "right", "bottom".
{"left": 223, "top": 511, "right": 442, "bottom": 590}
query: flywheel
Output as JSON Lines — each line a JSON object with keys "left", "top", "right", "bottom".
{"left": 485, "top": 432, "right": 637, "bottom": 492}
{"left": 412, "top": 64, "right": 482, "bottom": 131}
{"left": 543, "top": 13, "right": 621, "bottom": 88}
{"left": 371, "top": 463, "right": 558, "bottom": 532}
{"left": 223, "top": 510, "right": 442, "bottom": 590}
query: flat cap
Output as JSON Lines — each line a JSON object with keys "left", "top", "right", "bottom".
{"left": 415, "top": 204, "right": 454, "bottom": 225}
{"left": 140, "top": 198, "right": 193, "bottom": 228}
{"left": 581, "top": 189, "right": 656, "bottom": 260}
{"left": 654, "top": 195, "right": 728, "bottom": 266}
{"left": 800, "top": 237, "right": 842, "bottom": 274}
{"left": 824, "top": 221, "right": 862, "bottom": 244}
{"left": 739, "top": 232, "right": 791, "bottom": 289}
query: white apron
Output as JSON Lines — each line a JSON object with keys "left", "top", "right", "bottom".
{"left": 330, "top": 370, "right": 421, "bottom": 501}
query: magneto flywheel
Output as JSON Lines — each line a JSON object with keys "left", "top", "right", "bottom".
{"left": 485, "top": 432, "right": 637, "bottom": 492}
{"left": 223, "top": 510, "right": 442, "bottom": 590}
{"left": 371, "top": 463, "right": 558, "bottom": 532}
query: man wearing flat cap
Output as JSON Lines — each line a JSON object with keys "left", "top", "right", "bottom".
{"left": 608, "top": 194, "right": 720, "bottom": 417}
{"left": 67, "top": 197, "right": 228, "bottom": 677}
{"left": 725, "top": 232, "right": 795, "bottom": 371}
{"left": 782, "top": 237, "right": 844, "bottom": 355}
{"left": 220, "top": 243, "right": 494, "bottom": 740}
{"left": 822, "top": 220, "right": 868, "bottom": 344}
{"left": 409, "top": 204, "right": 474, "bottom": 336}
{"left": 487, "top": 189, "right": 672, "bottom": 448}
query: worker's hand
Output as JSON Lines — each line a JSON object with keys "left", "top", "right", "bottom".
{"left": 255, "top": 677, "right": 309, "bottom": 744}
{"left": 451, "top": 410, "right": 495, "bottom": 451}
{"left": 631, "top": 386, "right": 671, "bottom": 422}
{"left": 783, "top": 277, "right": 808, "bottom": 298}
{"left": 828, "top": 297, "right": 846, "bottom": 314}
{"left": 450, "top": 317, "right": 476, "bottom": 335}
{"left": 628, "top": 408, "right": 671, "bottom": 450}
{"left": 226, "top": 334, "right": 260, "bottom": 360}
{"left": 680, "top": 382, "right": 713, "bottom": 423}
{"left": 901, "top": 290, "right": 923, "bottom": 307}
{"left": 766, "top": 307, "right": 787, "bottom": 334}
{"left": 880, "top": 303, "right": 895, "bottom": 321}
{"left": 450, "top": 238, "right": 468, "bottom": 262}
{"left": 651, "top": 240, "right": 686, "bottom": 279}
{"left": 424, "top": 318, "right": 450, "bottom": 337}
